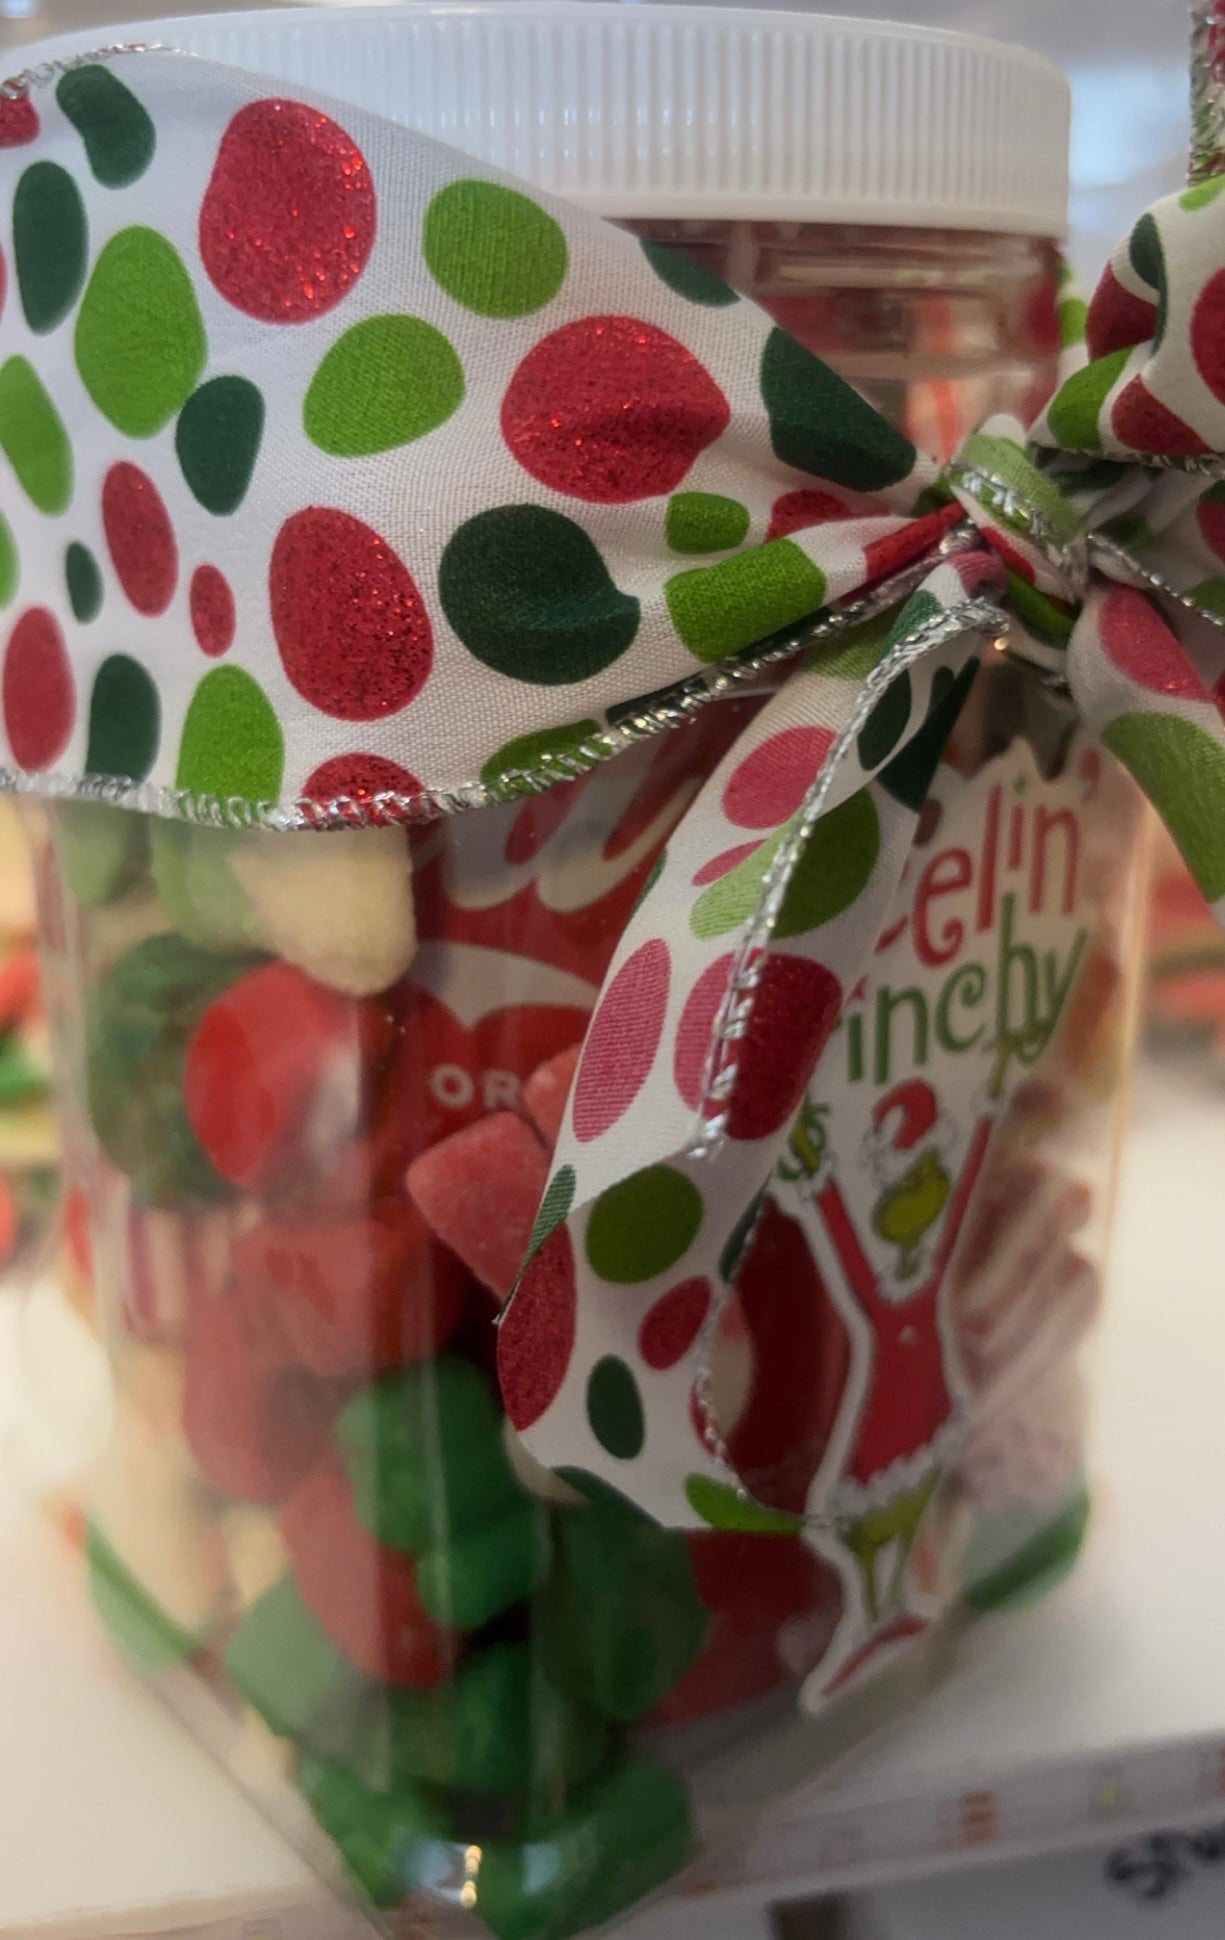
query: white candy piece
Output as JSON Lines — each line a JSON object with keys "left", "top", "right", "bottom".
{"left": 89, "top": 1402, "right": 228, "bottom": 1638}
{"left": 222, "top": 1504, "right": 291, "bottom": 1611}
{"left": 233, "top": 826, "right": 416, "bottom": 996}
{"left": 502, "top": 1421, "right": 585, "bottom": 1506}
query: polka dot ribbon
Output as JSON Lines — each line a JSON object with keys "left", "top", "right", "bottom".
{"left": 4, "top": 48, "right": 1225, "bottom": 1525}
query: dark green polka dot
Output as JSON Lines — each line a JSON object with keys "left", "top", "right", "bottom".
{"left": 666, "top": 492, "right": 750, "bottom": 555}
{"left": 1103, "top": 711, "right": 1225, "bottom": 901}
{"left": 641, "top": 241, "right": 738, "bottom": 308}
{"left": 176, "top": 667, "right": 284, "bottom": 805}
{"left": 480, "top": 720, "right": 600, "bottom": 794}
{"left": 424, "top": 180, "right": 568, "bottom": 318}
{"left": 857, "top": 671, "right": 912, "bottom": 769}
{"left": 1190, "top": 576, "right": 1225, "bottom": 620}
{"left": 879, "top": 658, "right": 979, "bottom": 812}
{"left": 86, "top": 654, "right": 160, "bottom": 782}
{"left": 1045, "top": 347, "right": 1130, "bottom": 452}
{"left": 666, "top": 541, "right": 826, "bottom": 663}
{"left": 304, "top": 316, "right": 464, "bottom": 457}
{"left": 585, "top": 1165, "right": 703, "bottom": 1284}
{"left": 439, "top": 506, "right": 639, "bottom": 685}
{"left": 761, "top": 328, "right": 916, "bottom": 491}
{"left": 691, "top": 828, "right": 787, "bottom": 940}
{"left": 524, "top": 1162, "right": 577, "bottom": 1263}
{"left": 175, "top": 377, "right": 264, "bottom": 516}
{"left": 0, "top": 514, "right": 16, "bottom": 608}
{"left": 718, "top": 1186, "right": 766, "bottom": 1283}
{"left": 685, "top": 1474, "right": 802, "bottom": 1533}
{"left": 57, "top": 65, "right": 155, "bottom": 188}
{"left": 1182, "top": 176, "right": 1225, "bottom": 211}
{"left": 13, "top": 161, "right": 87, "bottom": 333}
{"left": 586, "top": 1356, "right": 645, "bottom": 1460}
{"left": 76, "top": 228, "right": 206, "bottom": 438}
{"left": 65, "top": 542, "right": 102, "bottom": 621}
{"left": 1128, "top": 212, "right": 1166, "bottom": 349}
{"left": 776, "top": 789, "right": 881, "bottom": 938}
{"left": 0, "top": 356, "right": 73, "bottom": 515}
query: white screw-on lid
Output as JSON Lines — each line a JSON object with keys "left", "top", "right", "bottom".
{"left": 12, "top": 3, "right": 1070, "bottom": 234}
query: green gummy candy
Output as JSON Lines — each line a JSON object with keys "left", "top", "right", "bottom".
{"left": 227, "top": 1576, "right": 366, "bottom": 1743}
{"left": 538, "top": 1495, "right": 708, "bottom": 1723}
{"left": 336, "top": 1358, "right": 523, "bottom": 1554}
{"left": 149, "top": 821, "right": 262, "bottom": 952}
{"left": 58, "top": 802, "right": 149, "bottom": 908}
{"left": 86, "top": 930, "right": 259, "bottom": 1205}
{"left": 87, "top": 1520, "right": 207, "bottom": 1673}
{"left": 416, "top": 1496, "right": 551, "bottom": 1631}
{"left": 297, "top": 1755, "right": 458, "bottom": 1909}
{"left": 474, "top": 1756, "right": 694, "bottom": 1940}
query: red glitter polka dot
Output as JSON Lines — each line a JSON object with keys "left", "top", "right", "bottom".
{"left": 501, "top": 315, "right": 730, "bottom": 503}
{"left": 674, "top": 950, "right": 841, "bottom": 1135}
{"left": 199, "top": 98, "right": 375, "bottom": 324}
{"left": 722, "top": 726, "right": 834, "bottom": 830}
{"left": 1099, "top": 586, "right": 1206, "bottom": 699}
{"left": 497, "top": 1223, "right": 576, "bottom": 1431}
{"left": 0, "top": 96, "right": 38, "bottom": 147}
{"left": 572, "top": 938, "right": 670, "bottom": 1143}
{"left": 4, "top": 607, "right": 74, "bottom": 771}
{"left": 639, "top": 1276, "right": 712, "bottom": 1371}
{"left": 1086, "top": 264, "right": 1158, "bottom": 360}
{"left": 766, "top": 490, "right": 855, "bottom": 541}
{"left": 863, "top": 505, "right": 961, "bottom": 586}
{"left": 271, "top": 508, "right": 433, "bottom": 720}
{"left": 692, "top": 841, "right": 758, "bottom": 886}
{"left": 189, "top": 564, "right": 235, "bottom": 656}
{"left": 1111, "top": 376, "right": 1210, "bottom": 455}
{"left": 304, "top": 752, "right": 422, "bottom": 815}
{"left": 1192, "top": 267, "right": 1225, "bottom": 406}
{"left": 102, "top": 464, "right": 177, "bottom": 617}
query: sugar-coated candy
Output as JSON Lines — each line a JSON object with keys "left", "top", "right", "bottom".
{"left": 232, "top": 1200, "right": 467, "bottom": 1379}
{"left": 222, "top": 1504, "right": 290, "bottom": 1611}
{"left": 58, "top": 802, "right": 148, "bottom": 908}
{"left": 149, "top": 821, "right": 263, "bottom": 952}
{"left": 87, "top": 933, "right": 257, "bottom": 1205}
{"left": 335, "top": 1356, "right": 523, "bottom": 1553}
{"left": 226, "top": 1574, "right": 367, "bottom": 1744}
{"left": 538, "top": 1491, "right": 708, "bottom": 1723}
{"left": 406, "top": 1113, "right": 550, "bottom": 1300}
{"left": 415, "top": 1493, "right": 550, "bottom": 1630}
{"left": 297, "top": 1755, "right": 457, "bottom": 1909}
{"left": 473, "top": 1756, "right": 694, "bottom": 1940}
{"left": 232, "top": 827, "right": 416, "bottom": 997}
{"left": 281, "top": 1459, "right": 456, "bottom": 1687}
{"left": 521, "top": 1044, "right": 581, "bottom": 1149}
{"left": 182, "top": 1294, "right": 338, "bottom": 1503}
{"left": 87, "top": 1520, "right": 212, "bottom": 1672}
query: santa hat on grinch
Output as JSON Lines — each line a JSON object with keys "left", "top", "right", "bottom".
{"left": 862, "top": 1080, "right": 954, "bottom": 1185}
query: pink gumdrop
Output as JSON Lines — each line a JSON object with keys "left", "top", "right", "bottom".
{"left": 407, "top": 1111, "right": 550, "bottom": 1300}
{"left": 522, "top": 1043, "right": 582, "bottom": 1149}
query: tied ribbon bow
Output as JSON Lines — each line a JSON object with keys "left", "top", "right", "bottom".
{"left": 4, "top": 41, "right": 1225, "bottom": 1530}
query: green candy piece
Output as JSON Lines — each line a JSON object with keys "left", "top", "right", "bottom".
{"left": 538, "top": 1494, "right": 708, "bottom": 1723}
{"left": 0, "top": 1034, "right": 46, "bottom": 1107}
{"left": 416, "top": 1497, "right": 552, "bottom": 1631}
{"left": 57, "top": 801, "right": 148, "bottom": 908}
{"left": 298, "top": 1756, "right": 457, "bottom": 1909}
{"left": 227, "top": 1576, "right": 367, "bottom": 1744}
{"left": 336, "top": 1358, "right": 523, "bottom": 1554}
{"left": 474, "top": 1756, "right": 694, "bottom": 1940}
{"left": 86, "top": 930, "right": 257, "bottom": 1205}
{"left": 149, "top": 820, "right": 262, "bottom": 952}
{"left": 964, "top": 1490, "right": 1091, "bottom": 1614}
{"left": 87, "top": 1521, "right": 208, "bottom": 1673}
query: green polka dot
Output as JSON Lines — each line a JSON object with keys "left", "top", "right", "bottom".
{"left": 684, "top": 1475, "right": 802, "bottom": 1533}
{"left": 809, "top": 610, "right": 893, "bottom": 680}
{"left": 1128, "top": 211, "right": 1166, "bottom": 349}
{"left": 0, "top": 356, "right": 73, "bottom": 515}
{"left": 480, "top": 720, "right": 600, "bottom": 794}
{"left": 586, "top": 1357, "right": 645, "bottom": 1460}
{"left": 175, "top": 376, "right": 264, "bottom": 515}
{"left": 525, "top": 1163, "right": 577, "bottom": 1263}
{"left": 439, "top": 506, "right": 639, "bottom": 685}
{"left": 691, "top": 827, "right": 788, "bottom": 939}
{"left": 0, "top": 514, "right": 16, "bottom": 608}
{"left": 585, "top": 1165, "right": 703, "bottom": 1284}
{"left": 1190, "top": 576, "right": 1225, "bottom": 619}
{"left": 1182, "top": 175, "right": 1225, "bottom": 211}
{"left": 1099, "top": 512, "right": 1151, "bottom": 552}
{"left": 57, "top": 65, "right": 154, "bottom": 188}
{"left": 1058, "top": 295, "right": 1088, "bottom": 348}
{"left": 666, "top": 541, "right": 826, "bottom": 663}
{"left": 879, "top": 658, "right": 979, "bottom": 812}
{"left": 665, "top": 492, "right": 750, "bottom": 555}
{"left": 1007, "top": 573, "right": 1073, "bottom": 648}
{"left": 910, "top": 479, "right": 956, "bottom": 515}
{"left": 176, "top": 667, "right": 284, "bottom": 806}
{"left": 65, "top": 542, "right": 101, "bottom": 622}
{"left": 1045, "top": 347, "right": 1130, "bottom": 451}
{"left": 304, "top": 315, "right": 464, "bottom": 457}
{"left": 75, "top": 228, "right": 206, "bottom": 438}
{"left": 423, "top": 180, "right": 568, "bottom": 318}
{"left": 86, "top": 655, "right": 160, "bottom": 782}
{"left": 760, "top": 327, "right": 917, "bottom": 491}
{"left": 640, "top": 241, "right": 739, "bottom": 308}
{"left": 13, "top": 161, "right": 87, "bottom": 333}
{"left": 958, "top": 432, "right": 1081, "bottom": 546}
{"left": 776, "top": 789, "right": 881, "bottom": 938}
{"left": 1103, "top": 711, "right": 1225, "bottom": 902}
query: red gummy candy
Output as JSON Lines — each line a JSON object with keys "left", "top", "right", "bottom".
{"left": 182, "top": 1295, "right": 336, "bottom": 1503}
{"left": 281, "top": 1458, "right": 456, "bottom": 1686}
{"left": 233, "top": 1199, "right": 467, "bottom": 1378}
{"left": 522, "top": 1043, "right": 582, "bottom": 1149}
{"left": 407, "top": 1112, "right": 550, "bottom": 1301}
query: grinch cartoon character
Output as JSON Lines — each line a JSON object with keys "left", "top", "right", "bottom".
{"left": 866, "top": 1084, "right": 952, "bottom": 1281}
